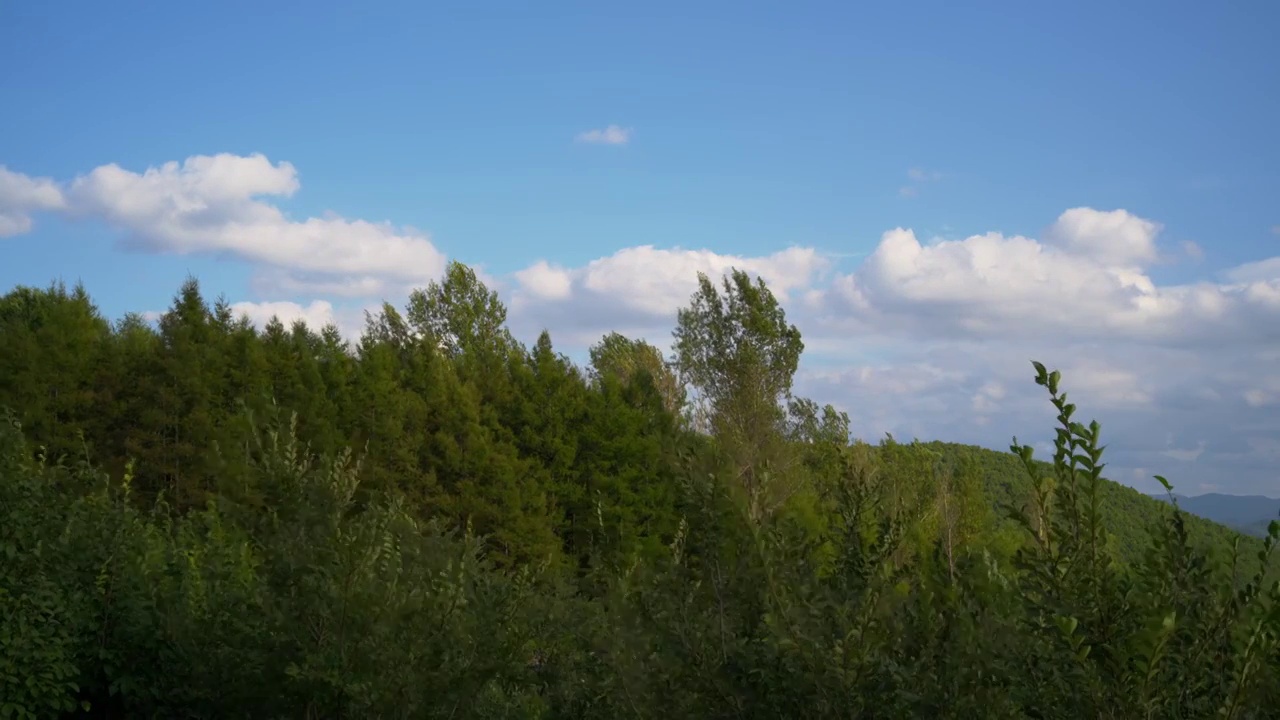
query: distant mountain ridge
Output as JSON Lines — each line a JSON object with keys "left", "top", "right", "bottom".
{"left": 1152, "top": 492, "right": 1280, "bottom": 538}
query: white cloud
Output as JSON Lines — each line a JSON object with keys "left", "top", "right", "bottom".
{"left": 575, "top": 125, "right": 632, "bottom": 145}
{"left": 1182, "top": 240, "right": 1204, "bottom": 261}
{"left": 799, "top": 362, "right": 973, "bottom": 443}
{"left": 229, "top": 299, "right": 338, "bottom": 332}
{"left": 6, "top": 154, "right": 448, "bottom": 297}
{"left": 807, "top": 209, "right": 1279, "bottom": 347}
{"left": 1058, "top": 361, "right": 1152, "bottom": 408}
{"left": 508, "top": 245, "right": 829, "bottom": 342}
{"left": 1223, "top": 256, "right": 1280, "bottom": 284}
{"left": 0, "top": 166, "right": 66, "bottom": 236}
{"left": 513, "top": 260, "right": 573, "bottom": 301}
{"left": 1043, "top": 207, "right": 1160, "bottom": 267}
{"left": 248, "top": 271, "right": 399, "bottom": 299}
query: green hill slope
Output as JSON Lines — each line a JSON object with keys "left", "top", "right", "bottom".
{"left": 917, "top": 441, "right": 1276, "bottom": 579}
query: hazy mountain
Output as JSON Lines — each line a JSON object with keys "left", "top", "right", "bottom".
{"left": 1153, "top": 493, "right": 1280, "bottom": 538}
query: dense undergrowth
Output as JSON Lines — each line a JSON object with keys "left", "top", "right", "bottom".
{"left": 1, "top": 266, "right": 1278, "bottom": 718}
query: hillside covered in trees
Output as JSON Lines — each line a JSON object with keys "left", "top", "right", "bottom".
{"left": 2, "top": 264, "right": 1278, "bottom": 718}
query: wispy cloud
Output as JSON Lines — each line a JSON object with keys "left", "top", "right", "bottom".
{"left": 907, "top": 168, "right": 943, "bottom": 183}
{"left": 1164, "top": 440, "right": 1207, "bottom": 463}
{"left": 899, "top": 167, "right": 943, "bottom": 198}
{"left": 575, "top": 125, "right": 632, "bottom": 146}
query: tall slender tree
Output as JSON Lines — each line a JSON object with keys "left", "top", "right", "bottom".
{"left": 673, "top": 269, "right": 805, "bottom": 521}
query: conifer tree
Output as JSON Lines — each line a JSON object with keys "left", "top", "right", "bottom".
{"left": 0, "top": 282, "right": 112, "bottom": 461}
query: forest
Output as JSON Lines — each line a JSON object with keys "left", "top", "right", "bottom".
{"left": 1, "top": 262, "right": 1278, "bottom": 718}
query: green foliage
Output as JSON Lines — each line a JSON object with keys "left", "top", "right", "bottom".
{"left": 1, "top": 272, "right": 1277, "bottom": 717}
{"left": 673, "top": 268, "right": 809, "bottom": 523}
{"left": 406, "top": 259, "right": 516, "bottom": 359}
{"left": 673, "top": 269, "right": 804, "bottom": 426}
{"left": 588, "top": 331, "right": 686, "bottom": 417}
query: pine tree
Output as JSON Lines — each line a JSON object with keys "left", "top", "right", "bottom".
{"left": 0, "top": 281, "right": 113, "bottom": 461}
{"left": 147, "top": 277, "right": 222, "bottom": 509}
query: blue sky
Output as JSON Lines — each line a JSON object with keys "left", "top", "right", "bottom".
{"left": 2, "top": 0, "right": 1279, "bottom": 495}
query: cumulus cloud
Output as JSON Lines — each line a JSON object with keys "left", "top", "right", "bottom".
{"left": 806, "top": 209, "right": 1279, "bottom": 348}
{"left": 513, "top": 260, "right": 573, "bottom": 301}
{"left": 228, "top": 299, "right": 338, "bottom": 332}
{"left": 1043, "top": 207, "right": 1160, "bottom": 266}
{"left": 799, "top": 361, "right": 975, "bottom": 442}
{"left": 0, "top": 166, "right": 66, "bottom": 236}
{"left": 1057, "top": 361, "right": 1152, "bottom": 408}
{"left": 508, "top": 245, "right": 829, "bottom": 343}
{"left": 1223, "top": 256, "right": 1280, "bottom": 284}
{"left": 4, "top": 154, "right": 448, "bottom": 296}
{"left": 575, "top": 125, "right": 632, "bottom": 145}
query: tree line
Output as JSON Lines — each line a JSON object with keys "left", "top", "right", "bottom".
{"left": 1, "top": 263, "right": 1278, "bottom": 717}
